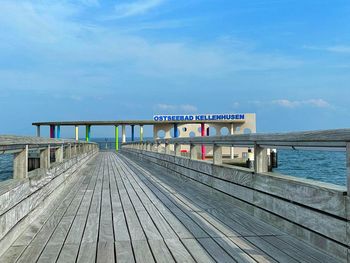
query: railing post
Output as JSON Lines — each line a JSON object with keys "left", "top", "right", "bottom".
{"left": 13, "top": 145, "right": 28, "bottom": 179}
{"left": 40, "top": 145, "right": 50, "bottom": 169}
{"left": 147, "top": 142, "right": 151, "bottom": 151}
{"left": 157, "top": 141, "right": 162, "bottom": 153}
{"left": 190, "top": 144, "right": 197, "bottom": 160}
{"left": 174, "top": 143, "right": 181, "bottom": 156}
{"left": 213, "top": 144, "right": 222, "bottom": 165}
{"left": 254, "top": 143, "right": 268, "bottom": 173}
{"left": 347, "top": 142, "right": 350, "bottom": 196}
{"left": 165, "top": 141, "right": 170, "bottom": 154}
{"left": 55, "top": 145, "right": 64, "bottom": 163}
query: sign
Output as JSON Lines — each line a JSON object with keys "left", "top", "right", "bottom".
{"left": 153, "top": 114, "right": 245, "bottom": 122}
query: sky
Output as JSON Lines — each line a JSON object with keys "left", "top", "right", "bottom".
{"left": 0, "top": 0, "right": 350, "bottom": 137}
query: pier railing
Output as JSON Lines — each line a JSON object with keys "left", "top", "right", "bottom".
{"left": 0, "top": 135, "right": 99, "bottom": 180}
{"left": 122, "top": 128, "right": 350, "bottom": 193}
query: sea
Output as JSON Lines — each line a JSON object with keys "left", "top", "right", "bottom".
{"left": 0, "top": 138, "right": 347, "bottom": 187}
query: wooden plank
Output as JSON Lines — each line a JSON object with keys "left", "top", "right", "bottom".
{"left": 77, "top": 242, "right": 97, "bottom": 263}
{"left": 262, "top": 235, "right": 320, "bottom": 263}
{"left": 245, "top": 236, "right": 299, "bottom": 263}
{"left": 213, "top": 237, "right": 256, "bottom": 263}
{"left": 0, "top": 246, "right": 26, "bottom": 263}
{"left": 132, "top": 240, "right": 155, "bottom": 263}
{"left": 15, "top": 176, "right": 88, "bottom": 263}
{"left": 123, "top": 154, "right": 280, "bottom": 237}
{"left": 96, "top": 242, "right": 115, "bottom": 263}
{"left": 37, "top": 244, "right": 62, "bottom": 263}
{"left": 115, "top": 241, "right": 135, "bottom": 263}
{"left": 148, "top": 240, "right": 175, "bottom": 263}
{"left": 164, "top": 238, "right": 195, "bottom": 263}
{"left": 181, "top": 238, "right": 215, "bottom": 263}
{"left": 112, "top": 158, "right": 194, "bottom": 240}
{"left": 277, "top": 235, "right": 339, "bottom": 263}
{"left": 197, "top": 237, "right": 236, "bottom": 263}
{"left": 229, "top": 236, "right": 278, "bottom": 263}
{"left": 56, "top": 243, "right": 80, "bottom": 263}
{"left": 119, "top": 154, "right": 285, "bottom": 263}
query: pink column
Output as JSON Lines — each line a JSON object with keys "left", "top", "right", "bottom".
{"left": 201, "top": 123, "right": 206, "bottom": 160}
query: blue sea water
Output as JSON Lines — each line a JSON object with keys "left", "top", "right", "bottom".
{"left": 0, "top": 143, "right": 346, "bottom": 187}
{"left": 274, "top": 149, "right": 346, "bottom": 186}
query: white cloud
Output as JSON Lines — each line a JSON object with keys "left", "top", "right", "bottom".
{"left": 251, "top": 99, "right": 331, "bottom": 109}
{"left": 304, "top": 45, "right": 350, "bottom": 54}
{"left": 273, "top": 99, "right": 330, "bottom": 108}
{"left": 155, "top": 104, "right": 198, "bottom": 113}
{"left": 114, "top": 0, "right": 164, "bottom": 18}
{"left": 0, "top": 0, "right": 303, "bottom": 95}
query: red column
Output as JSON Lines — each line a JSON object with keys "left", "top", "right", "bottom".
{"left": 201, "top": 123, "right": 206, "bottom": 160}
{"left": 50, "top": 125, "right": 55, "bottom": 138}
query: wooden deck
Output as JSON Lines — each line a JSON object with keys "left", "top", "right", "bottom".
{"left": 0, "top": 152, "right": 340, "bottom": 263}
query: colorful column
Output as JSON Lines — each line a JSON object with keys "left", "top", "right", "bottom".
{"left": 85, "top": 125, "right": 91, "bottom": 142}
{"left": 140, "top": 125, "right": 144, "bottom": 142}
{"left": 115, "top": 125, "right": 119, "bottom": 152}
{"left": 122, "top": 125, "right": 126, "bottom": 143}
{"left": 230, "top": 123, "right": 234, "bottom": 159}
{"left": 75, "top": 125, "right": 79, "bottom": 141}
{"left": 36, "top": 125, "right": 41, "bottom": 137}
{"left": 57, "top": 125, "right": 61, "bottom": 139}
{"left": 131, "top": 125, "right": 135, "bottom": 141}
{"left": 50, "top": 125, "right": 55, "bottom": 138}
{"left": 174, "top": 123, "right": 178, "bottom": 138}
{"left": 201, "top": 123, "right": 206, "bottom": 160}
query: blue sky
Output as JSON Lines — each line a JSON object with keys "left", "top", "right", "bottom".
{"left": 0, "top": 0, "right": 349, "bottom": 137}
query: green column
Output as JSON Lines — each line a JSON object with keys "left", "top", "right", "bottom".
{"left": 85, "top": 125, "right": 91, "bottom": 142}
{"left": 115, "top": 125, "right": 119, "bottom": 152}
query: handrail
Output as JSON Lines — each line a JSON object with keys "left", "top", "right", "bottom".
{"left": 0, "top": 135, "right": 94, "bottom": 153}
{"left": 0, "top": 135, "right": 99, "bottom": 180}
{"left": 122, "top": 128, "right": 350, "bottom": 195}
{"left": 123, "top": 129, "right": 350, "bottom": 148}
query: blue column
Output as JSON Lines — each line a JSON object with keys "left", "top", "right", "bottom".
{"left": 131, "top": 125, "right": 135, "bottom": 141}
{"left": 57, "top": 125, "right": 61, "bottom": 139}
{"left": 174, "top": 123, "right": 178, "bottom": 138}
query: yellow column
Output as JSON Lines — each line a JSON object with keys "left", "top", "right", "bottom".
{"left": 75, "top": 125, "right": 79, "bottom": 141}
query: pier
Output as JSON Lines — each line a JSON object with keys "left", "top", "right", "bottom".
{"left": 0, "top": 128, "right": 350, "bottom": 262}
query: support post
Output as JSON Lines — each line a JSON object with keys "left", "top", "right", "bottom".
{"left": 347, "top": 143, "right": 350, "bottom": 196}
{"left": 156, "top": 141, "right": 162, "bottom": 153}
{"left": 13, "top": 145, "right": 28, "bottom": 179}
{"left": 57, "top": 125, "right": 61, "bottom": 139}
{"left": 174, "top": 123, "right": 178, "bottom": 138}
{"left": 86, "top": 125, "right": 91, "bottom": 142}
{"left": 50, "top": 125, "right": 55, "bottom": 138}
{"left": 165, "top": 141, "right": 170, "bottom": 154}
{"left": 122, "top": 125, "right": 126, "bottom": 143}
{"left": 55, "top": 145, "right": 64, "bottom": 163}
{"left": 40, "top": 146, "right": 50, "bottom": 169}
{"left": 213, "top": 144, "right": 223, "bottom": 165}
{"left": 230, "top": 123, "right": 234, "bottom": 159}
{"left": 140, "top": 125, "right": 144, "bottom": 142}
{"left": 115, "top": 125, "right": 119, "bottom": 152}
{"left": 190, "top": 144, "right": 197, "bottom": 160}
{"left": 174, "top": 143, "right": 181, "bottom": 156}
{"left": 131, "top": 125, "right": 135, "bottom": 141}
{"left": 254, "top": 144, "right": 268, "bottom": 173}
{"left": 67, "top": 144, "right": 72, "bottom": 158}
{"left": 201, "top": 123, "right": 206, "bottom": 160}
{"left": 147, "top": 143, "right": 151, "bottom": 151}
{"left": 36, "top": 125, "right": 41, "bottom": 137}
{"left": 75, "top": 126, "right": 79, "bottom": 141}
